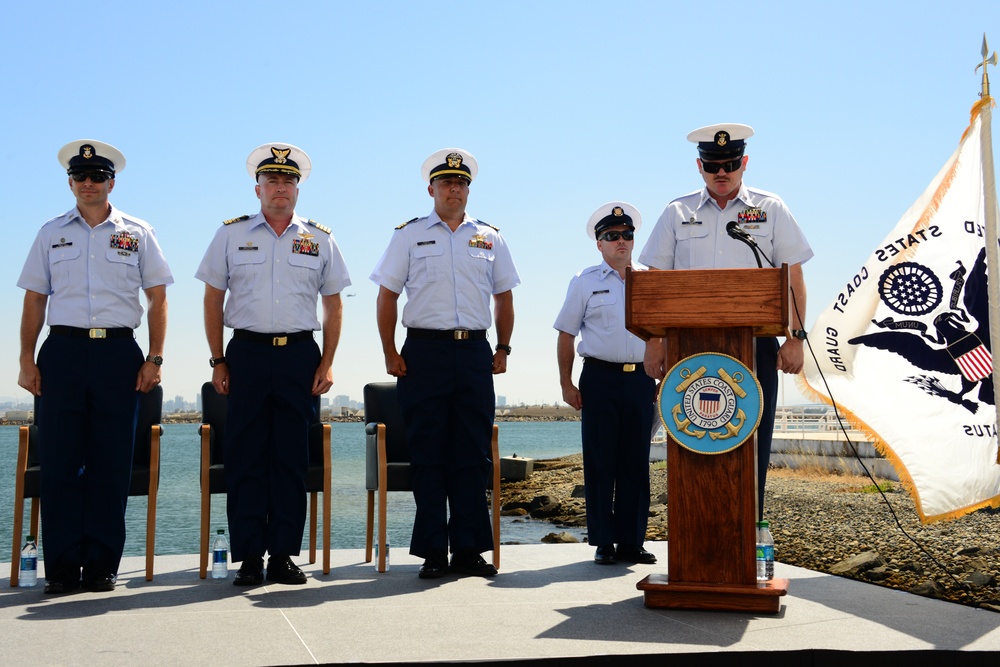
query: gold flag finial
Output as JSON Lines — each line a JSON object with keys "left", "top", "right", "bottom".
{"left": 977, "top": 33, "right": 998, "bottom": 98}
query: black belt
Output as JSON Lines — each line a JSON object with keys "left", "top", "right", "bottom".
{"left": 585, "top": 357, "right": 641, "bottom": 373}
{"left": 407, "top": 328, "right": 487, "bottom": 341}
{"left": 49, "top": 325, "right": 134, "bottom": 340}
{"left": 233, "top": 329, "right": 313, "bottom": 346}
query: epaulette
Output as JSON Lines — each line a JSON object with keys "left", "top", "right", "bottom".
{"left": 223, "top": 214, "right": 251, "bottom": 226}
{"left": 478, "top": 220, "right": 500, "bottom": 232}
{"left": 395, "top": 216, "right": 419, "bottom": 230}
{"left": 308, "top": 219, "right": 331, "bottom": 234}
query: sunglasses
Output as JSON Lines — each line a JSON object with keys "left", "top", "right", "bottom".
{"left": 700, "top": 158, "right": 743, "bottom": 174}
{"left": 70, "top": 172, "right": 111, "bottom": 183}
{"left": 599, "top": 230, "right": 634, "bottom": 242}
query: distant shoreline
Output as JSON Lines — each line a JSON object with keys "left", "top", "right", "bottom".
{"left": 1, "top": 408, "right": 583, "bottom": 426}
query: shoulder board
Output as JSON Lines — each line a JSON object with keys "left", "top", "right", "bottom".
{"left": 395, "top": 216, "right": 419, "bottom": 230}
{"left": 478, "top": 220, "right": 500, "bottom": 232}
{"left": 308, "top": 219, "right": 331, "bottom": 234}
{"left": 223, "top": 215, "right": 251, "bottom": 226}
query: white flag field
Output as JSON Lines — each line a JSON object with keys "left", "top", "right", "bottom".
{"left": 800, "top": 98, "right": 1000, "bottom": 523}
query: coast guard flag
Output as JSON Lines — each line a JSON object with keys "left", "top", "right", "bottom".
{"left": 800, "top": 98, "right": 1000, "bottom": 523}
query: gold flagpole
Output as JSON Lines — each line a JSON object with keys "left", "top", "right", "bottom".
{"left": 977, "top": 35, "right": 1000, "bottom": 462}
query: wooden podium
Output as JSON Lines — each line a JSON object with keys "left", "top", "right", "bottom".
{"left": 626, "top": 266, "right": 791, "bottom": 613}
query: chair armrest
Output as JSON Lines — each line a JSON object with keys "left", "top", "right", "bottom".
{"left": 364, "top": 423, "right": 383, "bottom": 491}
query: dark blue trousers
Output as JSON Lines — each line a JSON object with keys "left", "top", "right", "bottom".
{"left": 579, "top": 362, "right": 655, "bottom": 547}
{"left": 223, "top": 336, "right": 318, "bottom": 562}
{"left": 36, "top": 334, "right": 141, "bottom": 579}
{"left": 756, "top": 337, "right": 779, "bottom": 519}
{"left": 397, "top": 337, "right": 495, "bottom": 559}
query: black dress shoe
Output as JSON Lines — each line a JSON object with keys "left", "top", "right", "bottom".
{"left": 418, "top": 555, "right": 448, "bottom": 579}
{"left": 233, "top": 556, "right": 264, "bottom": 586}
{"left": 266, "top": 556, "right": 306, "bottom": 585}
{"left": 83, "top": 572, "right": 117, "bottom": 592}
{"left": 616, "top": 545, "right": 657, "bottom": 564}
{"left": 43, "top": 579, "right": 80, "bottom": 595}
{"left": 450, "top": 552, "right": 498, "bottom": 577}
{"left": 594, "top": 545, "right": 617, "bottom": 564}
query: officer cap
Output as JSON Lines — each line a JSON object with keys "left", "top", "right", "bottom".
{"left": 247, "top": 143, "right": 311, "bottom": 183}
{"left": 58, "top": 139, "right": 125, "bottom": 176}
{"left": 687, "top": 123, "right": 754, "bottom": 160}
{"left": 587, "top": 201, "right": 642, "bottom": 240}
{"left": 421, "top": 148, "right": 478, "bottom": 184}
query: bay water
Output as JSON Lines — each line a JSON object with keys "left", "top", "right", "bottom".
{"left": 0, "top": 421, "right": 584, "bottom": 564}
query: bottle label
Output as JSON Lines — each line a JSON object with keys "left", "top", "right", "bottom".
{"left": 20, "top": 556, "right": 36, "bottom": 571}
{"left": 213, "top": 549, "right": 227, "bottom": 564}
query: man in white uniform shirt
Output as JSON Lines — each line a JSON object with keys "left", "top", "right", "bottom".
{"left": 18, "top": 139, "right": 172, "bottom": 594}
{"left": 371, "top": 148, "right": 519, "bottom": 579}
{"left": 555, "top": 202, "right": 657, "bottom": 565}
{"left": 639, "top": 124, "right": 813, "bottom": 519}
{"left": 196, "top": 143, "right": 351, "bottom": 586}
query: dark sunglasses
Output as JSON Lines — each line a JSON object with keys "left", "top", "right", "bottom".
{"left": 599, "top": 230, "right": 634, "bottom": 242}
{"left": 700, "top": 158, "right": 743, "bottom": 174}
{"left": 70, "top": 172, "right": 111, "bottom": 183}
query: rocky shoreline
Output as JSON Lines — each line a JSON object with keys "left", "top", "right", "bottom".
{"left": 500, "top": 453, "right": 1000, "bottom": 612}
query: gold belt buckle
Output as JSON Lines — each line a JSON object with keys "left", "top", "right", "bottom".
{"left": 453, "top": 330, "right": 469, "bottom": 341}
{"left": 89, "top": 328, "right": 108, "bottom": 339}
{"left": 623, "top": 363, "right": 636, "bottom": 372}
{"left": 272, "top": 336, "right": 288, "bottom": 347}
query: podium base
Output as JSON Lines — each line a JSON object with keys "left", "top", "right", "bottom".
{"left": 636, "top": 574, "right": 789, "bottom": 614}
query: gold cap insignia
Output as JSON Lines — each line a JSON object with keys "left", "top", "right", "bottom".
{"left": 82, "top": 145, "right": 94, "bottom": 159}
{"left": 612, "top": 206, "right": 624, "bottom": 217}
{"left": 446, "top": 153, "right": 463, "bottom": 169}
{"left": 715, "top": 131, "right": 729, "bottom": 147}
{"left": 271, "top": 147, "right": 291, "bottom": 164}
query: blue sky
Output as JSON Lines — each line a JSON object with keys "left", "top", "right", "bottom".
{"left": 3, "top": 1, "right": 997, "bottom": 406}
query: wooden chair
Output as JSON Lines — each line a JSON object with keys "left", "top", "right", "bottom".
{"left": 10, "top": 386, "right": 163, "bottom": 586}
{"left": 198, "top": 382, "right": 331, "bottom": 578}
{"left": 363, "top": 381, "right": 501, "bottom": 573}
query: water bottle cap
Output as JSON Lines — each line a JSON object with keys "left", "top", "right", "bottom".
{"left": 759, "top": 520, "right": 770, "bottom": 528}
{"left": 26, "top": 535, "right": 35, "bottom": 541}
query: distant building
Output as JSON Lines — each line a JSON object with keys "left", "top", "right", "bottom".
{"left": 5, "top": 410, "right": 31, "bottom": 422}
{"left": 497, "top": 395, "right": 507, "bottom": 407}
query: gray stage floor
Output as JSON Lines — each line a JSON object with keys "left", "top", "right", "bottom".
{"left": 2, "top": 542, "right": 999, "bottom": 665}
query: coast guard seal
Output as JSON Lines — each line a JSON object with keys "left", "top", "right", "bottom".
{"left": 659, "top": 352, "right": 763, "bottom": 455}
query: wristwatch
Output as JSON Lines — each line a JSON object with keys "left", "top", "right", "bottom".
{"left": 495, "top": 344, "right": 512, "bottom": 355}
{"left": 145, "top": 355, "right": 163, "bottom": 367}
{"left": 789, "top": 329, "right": 807, "bottom": 340}
{"left": 209, "top": 356, "right": 227, "bottom": 367}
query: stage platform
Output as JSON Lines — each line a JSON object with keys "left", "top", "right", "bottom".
{"left": 2, "top": 542, "right": 999, "bottom": 665}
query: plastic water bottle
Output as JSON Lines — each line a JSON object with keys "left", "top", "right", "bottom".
{"left": 375, "top": 541, "right": 390, "bottom": 571}
{"left": 19, "top": 536, "right": 38, "bottom": 587}
{"left": 756, "top": 520, "right": 774, "bottom": 582}
{"left": 211, "top": 529, "right": 229, "bottom": 579}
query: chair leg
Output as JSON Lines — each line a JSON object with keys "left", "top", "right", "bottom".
{"left": 377, "top": 482, "right": 388, "bottom": 573}
{"left": 322, "top": 475, "right": 331, "bottom": 575}
{"left": 11, "top": 498, "right": 24, "bottom": 588}
{"left": 309, "top": 492, "right": 317, "bottom": 565}
{"left": 146, "top": 425, "right": 161, "bottom": 582}
{"left": 365, "top": 490, "right": 374, "bottom": 563}
{"left": 491, "top": 424, "right": 501, "bottom": 570}
{"left": 200, "top": 495, "right": 210, "bottom": 579}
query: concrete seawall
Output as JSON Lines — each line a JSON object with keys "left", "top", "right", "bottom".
{"left": 770, "top": 431, "right": 898, "bottom": 481}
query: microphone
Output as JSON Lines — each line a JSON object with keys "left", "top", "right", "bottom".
{"left": 725, "top": 221, "right": 773, "bottom": 268}
{"left": 725, "top": 220, "right": 753, "bottom": 242}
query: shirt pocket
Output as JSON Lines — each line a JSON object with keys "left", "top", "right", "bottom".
{"left": 105, "top": 248, "right": 141, "bottom": 291}
{"left": 465, "top": 246, "right": 495, "bottom": 286}
{"left": 48, "top": 245, "right": 81, "bottom": 289}
{"left": 411, "top": 242, "right": 444, "bottom": 282}
{"left": 585, "top": 290, "right": 618, "bottom": 333}
{"left": 675, "top": 224, "right": 710, "bottom": 267}
{"left": 231, "top": 250, "right": 266, "bottom": 292}
{"left": 287, "top": 251, "right": 321, "bottom": 288}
